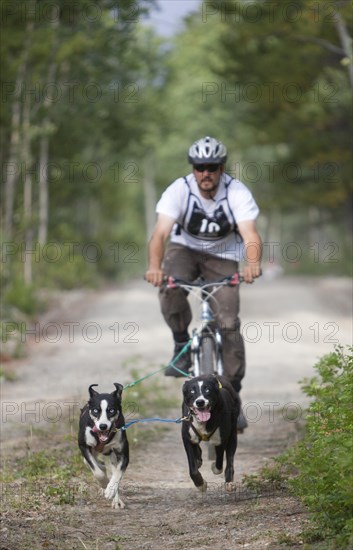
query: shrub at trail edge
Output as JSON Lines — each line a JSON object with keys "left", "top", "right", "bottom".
{"left": 287, "top": 346, "right": 353, "bottom": 547}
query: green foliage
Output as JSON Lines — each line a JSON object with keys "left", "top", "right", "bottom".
{"left": 2, "top": 0, "right": 352, "bottom": 314}
{"left": 204, "top": 0, "right": 352, "bottom": 275}
{"left": 1, "top": 0, "right": 157, "bottom": 314}
{"left": 140, "top": 0, "right": 352, "bottom": 277}
{"left": 3, "top": 278, "right": 44, "bottom": 316}
{"left": 285, "top": 347, "right": 353, "bottom": 547}
{"left": 149, "top": 14, "right": 238, "bottom": 190}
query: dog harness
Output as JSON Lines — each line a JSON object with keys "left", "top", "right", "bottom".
{"left": 188, "top": 420, "right": 219, "bottom": 442}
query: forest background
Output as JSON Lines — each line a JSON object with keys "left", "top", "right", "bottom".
{"left": 1, "top": 0, "right": 352, "bottom": 317}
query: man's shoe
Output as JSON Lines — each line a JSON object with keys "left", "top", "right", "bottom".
{"left": 237, "top": 406, "right": 248, "bottom": 433}
{"left": 164, "top": 342, "right": 191, "bottom": 377}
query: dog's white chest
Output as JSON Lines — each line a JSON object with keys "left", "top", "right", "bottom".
{"left": 189, "top": 421, "right": 221, "bottom": 446}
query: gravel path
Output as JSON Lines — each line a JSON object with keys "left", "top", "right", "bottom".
{"left": 1, "top": 275, "right": 352, "bottom": 549}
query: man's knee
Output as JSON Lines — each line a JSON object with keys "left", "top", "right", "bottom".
{"left": 219, "top": 322, "right": 242, "bottom": 340}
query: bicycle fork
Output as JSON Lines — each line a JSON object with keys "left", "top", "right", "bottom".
{"left": 191, "top": 301, "right": 224, "bottom": 377}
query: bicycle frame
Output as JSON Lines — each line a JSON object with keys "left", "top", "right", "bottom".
{"left": 165, "top": 274, "right": 242, "bottom": 377}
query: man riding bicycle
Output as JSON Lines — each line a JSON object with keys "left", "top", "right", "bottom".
{"left": 145, "top": 136, "right": 262, "bottom": 430}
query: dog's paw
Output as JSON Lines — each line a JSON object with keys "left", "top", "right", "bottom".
{"left": 225, "top": 482, "right": 236, "bottom": 493}
{"left": 211, "top": 462, "right": 223, "bottom": 475}
{"left": 112, "top": 496, "right": 125, "bottom": 510}
{"left": 104, "top": 481, "right": 117, "bottom": 501}
{"left": 197, "top": 481, "right": 208, "bottom": 493}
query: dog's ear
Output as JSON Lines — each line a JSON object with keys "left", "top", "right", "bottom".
{"left": 89, "top": 384, "right": 99, "bottom": 398}
{"left": 113, "top": 383, "right": 123, "bottom": 398}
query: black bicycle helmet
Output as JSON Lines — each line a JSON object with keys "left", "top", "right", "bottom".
{"left": 188, "top": 136, "right": 227, "bottom": 165}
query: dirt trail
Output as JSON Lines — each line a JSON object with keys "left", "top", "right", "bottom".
{"left": 1, "top": 275, "right": 352, "bottom": 549}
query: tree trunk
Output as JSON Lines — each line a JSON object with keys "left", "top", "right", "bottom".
{"left": 4, "top": 76, "right": 24, "bottom": 240}
{"left": 3, "top": 21, "right": 33, "bottom": 240}
{"left": 38, "top": 8, "right": 59, "bottom": 245}
{"left": 23, "top": 95, "right": 34, "bottom": 285}
{"left": 38, "top": 132, "right": 50, "bottom": 245}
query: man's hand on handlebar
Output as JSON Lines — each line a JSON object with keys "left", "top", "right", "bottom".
{"left": 145, "top": 268, "right": 165, "bottom": 287}
{"left": 242, "top": 263, "right": 262, "bottom": 284}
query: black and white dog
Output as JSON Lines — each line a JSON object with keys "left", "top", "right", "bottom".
{"left": 181, "top": 374, "right": 240, "bottom": 493}
{"left": 78, "top": 383, "right": 129, "bottom": 509}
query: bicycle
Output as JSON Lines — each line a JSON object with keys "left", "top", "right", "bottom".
{"left": 164, "top": 273, "right": 246, "bottom": 458}
{"left": 164, "top": 272, "right": 244, "bottom": 378}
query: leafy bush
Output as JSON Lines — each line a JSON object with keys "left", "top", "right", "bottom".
{"left": 286, "top": 346, "right": 353, "bottom": 547}
{"left": 3, "top": 279, "right": 44, "bottom": 316}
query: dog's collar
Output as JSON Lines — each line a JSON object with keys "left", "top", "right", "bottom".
{"left": 113, "top": 415, "right": 125, "bottom": 430}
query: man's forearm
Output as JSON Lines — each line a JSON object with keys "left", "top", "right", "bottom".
{"left": 148, "top": 233, "right": 165, "bottom": 271}
{"left": 243, "top": 233, "right": 262, "bottom": 265}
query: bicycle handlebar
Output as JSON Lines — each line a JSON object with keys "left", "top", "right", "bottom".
{"left": 163, "top": 273, "right": 245, "bottom": 289}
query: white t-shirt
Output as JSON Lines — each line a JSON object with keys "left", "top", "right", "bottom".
{"left": 156, "top": 173, "right": 259, "bottom": 261}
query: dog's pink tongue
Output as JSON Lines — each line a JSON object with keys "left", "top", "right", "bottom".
{"left": 196, "top": 410, "right": 211, "bottom": 422}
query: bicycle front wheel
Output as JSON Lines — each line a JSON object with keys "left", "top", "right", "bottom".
{"left": 200, "top": 335, "right": 217, "bottom": 375}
